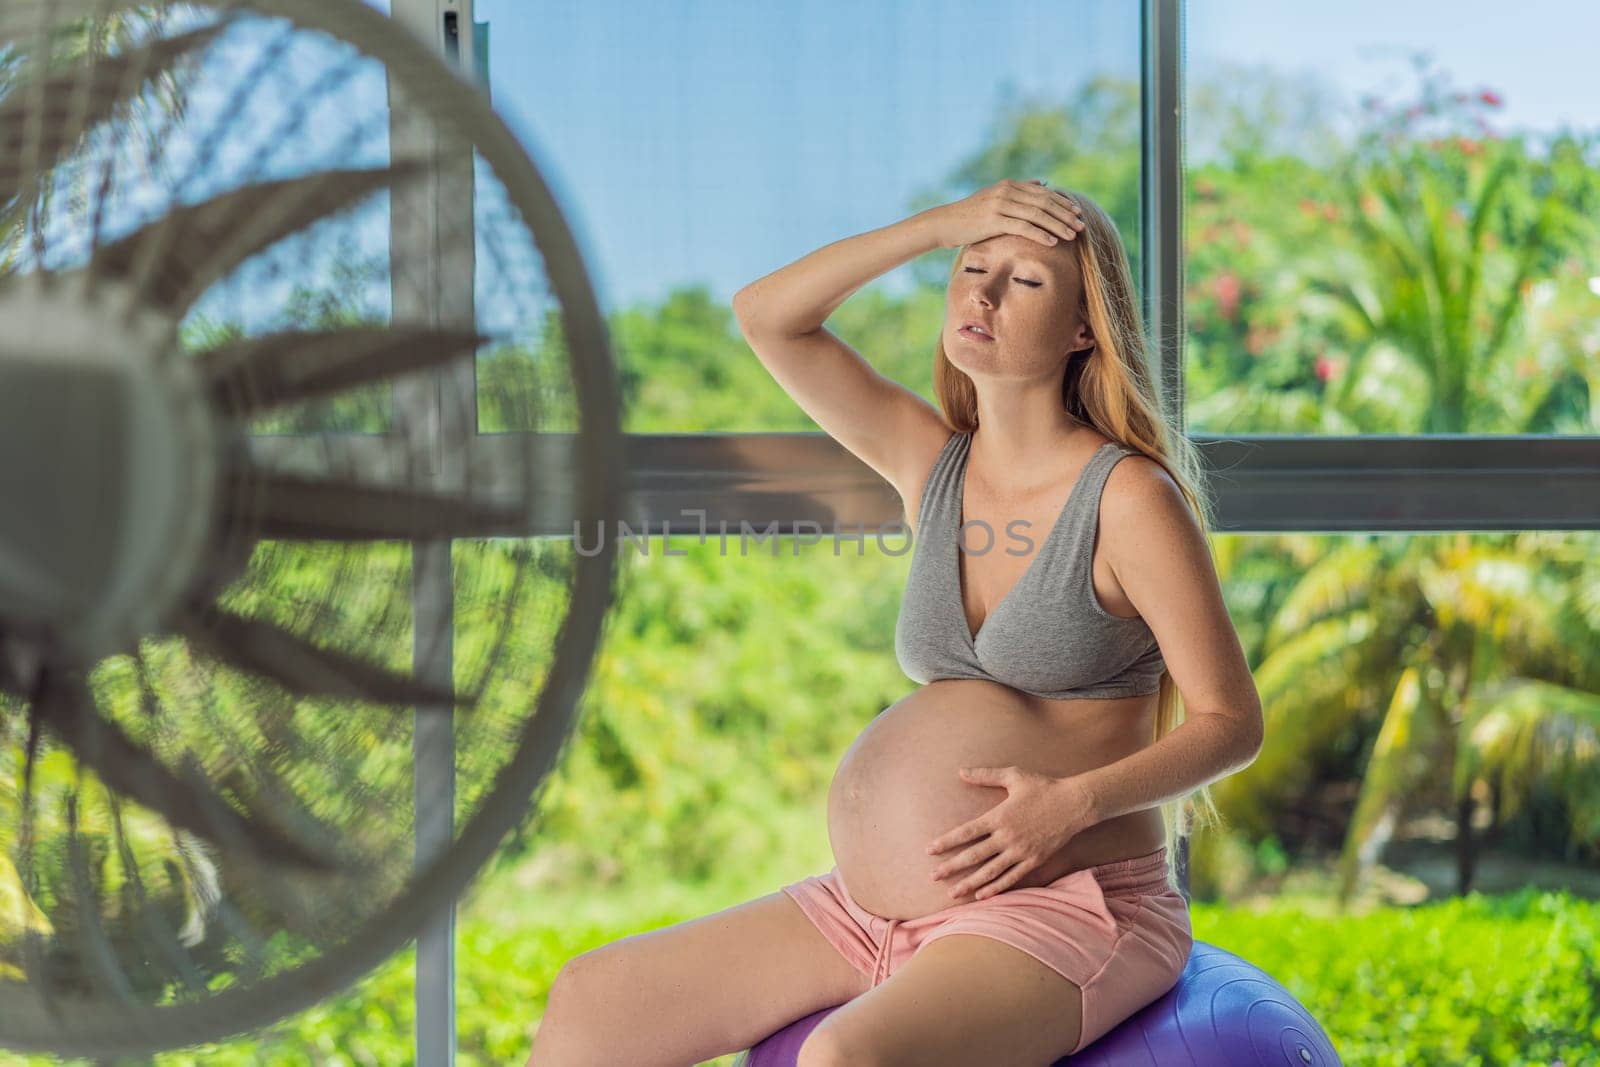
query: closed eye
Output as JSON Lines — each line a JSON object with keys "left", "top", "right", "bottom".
{"left": 963, "top": 268, "right": 1041, "bottom": 287}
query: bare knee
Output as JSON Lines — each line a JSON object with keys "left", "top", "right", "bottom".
{"left": 550, "top": 947, "right": 622, "bottom": 1015}
{"left": 796, "top": 1026, "right": 885, "bottom": 1067}
{"left": 526, "top": 952, "right": 610, "bottom": 1065}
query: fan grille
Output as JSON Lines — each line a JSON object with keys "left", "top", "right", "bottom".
{"left": 0, "top": 0, "right": 622, "bottom": 1054}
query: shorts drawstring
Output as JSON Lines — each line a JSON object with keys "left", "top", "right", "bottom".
{"left": 871, "top": 918, "right": 900, "bottom": 986}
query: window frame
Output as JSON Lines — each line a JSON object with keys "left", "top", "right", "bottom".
{"left": 370, "top": 0, "right": 1600, "bottom": 1057}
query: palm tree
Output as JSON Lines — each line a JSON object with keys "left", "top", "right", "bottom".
{"left": 1331, "top": 535, "right": 1600, "bottom": 901}
{"left": 1207, "top": 65, "right": 1600, "bottom": 905}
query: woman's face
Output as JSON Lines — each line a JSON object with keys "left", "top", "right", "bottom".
{"left": 945, "top": 233, "right": 1092, "bottom": 379}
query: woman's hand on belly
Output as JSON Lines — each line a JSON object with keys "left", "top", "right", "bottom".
{"left": 825, "top": 680, "right": 1139, "bottom": 920}
{"left": 924, "top": 765, "right": 1096, "bottom": 901}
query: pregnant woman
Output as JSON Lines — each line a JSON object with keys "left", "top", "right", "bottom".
{"left": 526, "top": 180, "right": 1265, "bottom": 1067}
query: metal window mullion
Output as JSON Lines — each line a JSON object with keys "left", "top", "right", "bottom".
{"left": 390, "top": 2, "right": 478, "bottom": 1065}
{"left": 1142, "top": 0, "right": 1185, "bottom": 436}
{"left": 1143, "top": 0, "right": 1188, "bottom": 897}
{"left": 450, "top": 429, "right": 1600, "bottom": 537}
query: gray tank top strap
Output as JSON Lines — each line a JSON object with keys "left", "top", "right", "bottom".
{"left": 913, "top": 431, "right": 968, "bottom": 539}
{"left": 1049, "top": 441, "right": 1130, "bottom": 572}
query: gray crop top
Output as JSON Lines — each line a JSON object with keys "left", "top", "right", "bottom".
{"left": 894, "top": 431, "right": 1167, "bottom": 700}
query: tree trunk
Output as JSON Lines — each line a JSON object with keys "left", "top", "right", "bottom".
{"left": 1455, "top": 788, "right": 1477, "bottom": 895}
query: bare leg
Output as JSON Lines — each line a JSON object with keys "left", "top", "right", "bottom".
{"left": 526, "top": 889, "right": 870, "bottom": 1067}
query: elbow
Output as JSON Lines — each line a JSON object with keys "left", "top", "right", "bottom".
{"left": 1236, "top": 714, "right": 1264, "bottom": 768}
{"left": 731, "top": 286, "right": 762, "bottom": 324}
{"left": 733, "top": 285, "right": 799, "bottom": 335}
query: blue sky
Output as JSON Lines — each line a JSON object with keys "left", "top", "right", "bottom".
{"left": 468, "top": 0, "right": 1599, "bottom": 315}
{"left": 48, "top": 2, "right": 1591, "bottom": 332}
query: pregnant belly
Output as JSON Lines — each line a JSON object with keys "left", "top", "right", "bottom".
{"left": 826, "top": 679, "right": 1165, "bottom": 920}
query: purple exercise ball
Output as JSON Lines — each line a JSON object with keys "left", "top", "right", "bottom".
{"left": 738, "top": 941, "right": 1341, "bottom": 1066}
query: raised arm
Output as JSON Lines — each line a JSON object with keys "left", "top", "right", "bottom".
{"left": 732, "top": 211, "right": 954, "bottom": 512}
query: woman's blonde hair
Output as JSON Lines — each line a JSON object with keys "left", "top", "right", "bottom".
{"left": 932, "top": 186, "right": 1226, "bottom": 891}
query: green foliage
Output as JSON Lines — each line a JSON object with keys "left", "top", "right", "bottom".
{"left": 1210, "top": 528, "right": 1600, "bottom": 904}
{"left": 503, "top": 537, "right": 913, "bottom": 891}
{"left": 1194, "top": 889, "right": 1600, "bottom": 1066}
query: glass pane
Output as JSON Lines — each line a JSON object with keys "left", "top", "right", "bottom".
{"left": 1184, "top": 1, "right": 1600, "bottom": 435}
{"left": 475, "top": 0, "right": 1142, "bottom": 432}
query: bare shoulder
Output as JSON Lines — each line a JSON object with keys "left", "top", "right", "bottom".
{"left": 1097, "top": 446, "right": 1262, "bottom": 736}
{"left": 1102, "top": 449, "right": 1188, "bottom": 517}
{"left": 1100, "top": 449, "right": 1205, "bottom": 568}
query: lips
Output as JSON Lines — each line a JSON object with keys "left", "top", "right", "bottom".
{"left": 960, "top": 321, "right": 996, "bottom": 341}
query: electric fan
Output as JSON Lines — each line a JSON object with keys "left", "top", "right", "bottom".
{"left": 0, "top": 0, "right": 625, "bottom": 1056}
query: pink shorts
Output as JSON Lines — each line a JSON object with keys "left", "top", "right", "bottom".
{"left": 780, "top": 846, "right": 1193, "bottom": 1055}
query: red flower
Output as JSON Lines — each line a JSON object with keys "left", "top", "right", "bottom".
{"left": 1214, "top": 273, "right": 1241, "bottom": 320}
{"left": 1479, "top": 89, "right": 1503, "bottom": 108}
{"left": 1314, "top": 355, "right": 1341, "bottom": 382}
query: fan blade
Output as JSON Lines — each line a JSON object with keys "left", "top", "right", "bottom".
{"left": 175, "top": 680, "right": 369, "bottom": 880}
{"left": 199, "top": 324, "right": 488, "bottom": 417}
{"left": 32, "top": 669, "right": 341, "bottom": 872}
{"left": 0, "top": 23, "right": 223, "bottom": 207}
{"left": 241, "top": 469, "right": 530, "bottom": 540}
{"left": 89, "top": 160, "right": 427, "bottom": 313}
{"left": 0, "top": 624, "right": 45, "bottom": 697}
{"left": 64, "top": 791, "right": 139, "bottom": 1005}
{"left": 106, "top": 798, "right": 211, "bottom": 995}
{"left": 172, "top": 605, "right": 467, "bottom": 709}
{"left": 17, "top": 698, "right": 55, "bottom": 1007}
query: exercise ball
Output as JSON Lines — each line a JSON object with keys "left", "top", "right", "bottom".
{"left": 736, "top": 940, "right": 1341, "bottom": 1066}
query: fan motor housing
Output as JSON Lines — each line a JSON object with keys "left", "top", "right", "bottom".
{"left": 0, "top": 271, "right": 218, "bottom": 668}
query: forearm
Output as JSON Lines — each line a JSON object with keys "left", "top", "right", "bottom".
{"left": 733, "top": 210, "right": 943, "bottom": 336}
{"left": 1070, "top": 713, "right": 1261, "bottom": 823}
